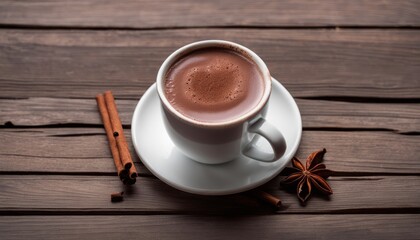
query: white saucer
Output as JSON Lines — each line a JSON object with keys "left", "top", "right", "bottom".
{"left": 131, "top": 77, "right": 302, "bottom": 195}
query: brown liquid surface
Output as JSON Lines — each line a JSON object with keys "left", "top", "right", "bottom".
{"left": 164, "top": 48, "right": 264, "bottom": 123}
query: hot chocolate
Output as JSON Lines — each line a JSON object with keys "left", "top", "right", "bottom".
{"left": 164, "top": 47, "right": 265, "bottom": 123}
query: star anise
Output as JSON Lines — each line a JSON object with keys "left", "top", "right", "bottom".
{"left": 281, "top": 148, "right": 333, "bottom": 203}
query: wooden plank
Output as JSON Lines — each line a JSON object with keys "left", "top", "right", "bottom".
{"left": 0, "top": 128, "right": 418, "bottom": 174}
{"left": 0, "top": 98, "right": 133, "bottom": 128}
{"left": 0, "top": 175, "right": 418, "bottom": 213}
{"left": 0, "top": 29, "right": 419, "bottom": 99}
{"left": 0, "top": 0, "right": 419, "bottom": 28}
{"left": 1, "top": 98, "right": 419, "bottom": 133}
{"left": 0, "top": 128, "right": 150, "bottom": 176}
{"left": 0, "top": 215, "right": 418, "bottom": 240}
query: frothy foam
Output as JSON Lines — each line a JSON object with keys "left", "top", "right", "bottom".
{"left": 165, "top": 48, "right": 264, "bottom": 123}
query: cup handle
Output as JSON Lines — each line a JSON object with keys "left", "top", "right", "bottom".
{"left": 242, "top": 118, "right": 286, "bottom": 162}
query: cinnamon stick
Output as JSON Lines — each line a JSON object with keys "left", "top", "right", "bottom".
{"left": 123, "top": 176, "right": 136, "bottom": 185}
{"left": 251, "top": 190, "right": 282, "bottom": 209}
{"left": 96, "top": 91, "right": 137, "bottom": 184}
{"left": 96, "top": 94, "right": 125, "bottom": 178}
{"left": 128, "top": 163, "right": 138, "bottom": 179}
{"left": 111, "top": 191, "right": 124, "bottom": 202}
{"left": 104, "top": 91, "right": 135, "bottom": 172}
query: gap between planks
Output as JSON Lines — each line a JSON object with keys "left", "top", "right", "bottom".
{"left": 2, "top": 124, "right": 419, "bottom": 136}
{"left": 2, "top": 24, "right": 420, "bottom": 31}
{"left": 0, "top": 208, "right": 419, "bottom": 216}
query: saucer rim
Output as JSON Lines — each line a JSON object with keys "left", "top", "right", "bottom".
{"left": 131, "top": 77, "right": 302, "bottom": 195}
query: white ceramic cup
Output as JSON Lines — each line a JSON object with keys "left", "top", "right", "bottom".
{"left": 156, "top": 40, "right": 286, "bottom": 164}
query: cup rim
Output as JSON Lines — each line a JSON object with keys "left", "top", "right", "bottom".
{"left": 156, "top": 40, "right": 272, "bottom": 128}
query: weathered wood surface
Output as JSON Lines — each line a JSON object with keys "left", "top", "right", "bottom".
{"left": 1, "top": 1, "right": 419, "bottom": 239}
{"left": 1, "top": 98, "right": 419, "bottom": 133}
{"left": 1, "top": 29, "right": 419, "bottom": 99}
{"left": 0, "top": 128, "right": 418, "bottom": 174}
{"left": 1, "top": 215, "right": 419, "bottom": 240}
{"left": 0, "top": 175, "right": 418, "bottom": 214}
{"left": 1, "top": 0, "right": 419, "bottom": 28}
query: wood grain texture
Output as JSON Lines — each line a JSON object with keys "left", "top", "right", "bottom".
{"left": 0, "top": 1, "right": 418, "bottom": 238}
{"left": 0, "top": 128, "right": 150, "bottom": 175}
{"left": 0, "top": 175, "right": 418, "bottom": 214}
{"left": 0, "top": 29, "right": 419, "bottom": 99}
{"left": 0, "top": 128, "right": 418, "bottom": 174}
{"left": 1, "top": 215, "right": 419, "bottom": 240}
{"left": 1, "top": 98, "right": 419, "bottom": 133}
{"left": 0, "top": 0, "right": 419, "bottom": 28}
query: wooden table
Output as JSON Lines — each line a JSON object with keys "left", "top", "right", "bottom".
{"left": 1, "top": 1, "right": 419, "bottom": 239}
